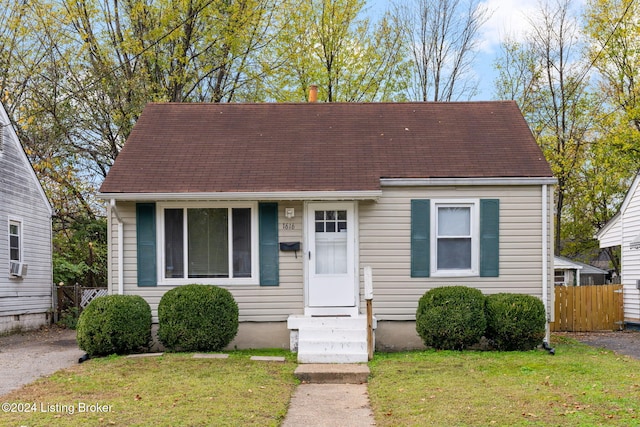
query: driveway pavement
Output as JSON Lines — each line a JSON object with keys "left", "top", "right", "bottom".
{"left": 567, "top": 330, "right": 640, "bottom": 359}
{"left": 0, "top": 326, "right": 83, "bottom": 397}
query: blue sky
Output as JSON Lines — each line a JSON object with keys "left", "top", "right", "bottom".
{"left": 367, "top": 0, "right": 586, "bottom": 100}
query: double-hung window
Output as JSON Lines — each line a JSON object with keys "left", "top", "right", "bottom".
{"left": 159, "top": 203, "right": 258, "bottom": 284}
{"left": 9, "top": 219, "right": 22, "bottom": 263}
{"left": 432, "top": 201, "right": 479, "bottom": 276}
{"left": 411, "top": 198, "right": 499, "bottom": 278}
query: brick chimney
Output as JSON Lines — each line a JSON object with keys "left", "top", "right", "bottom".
{"left": 308, "top": 85, "right": 318, "bottom": 102}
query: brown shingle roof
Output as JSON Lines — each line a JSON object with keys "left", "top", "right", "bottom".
{"left": 99, "top": 101, "right": 553, "bottom": 194}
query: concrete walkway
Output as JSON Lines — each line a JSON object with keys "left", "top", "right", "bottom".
{"left": 283, "top": 384, "right": 376, "bottom": 427}
{"left": 282, "top": 364, "right": 376, "bottom": 426}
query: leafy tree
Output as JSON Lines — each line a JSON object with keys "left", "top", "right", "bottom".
{"left": 54, "top": 217, "right": 107, "bottom": 287}
{"left": 266, "top": 0, "right": 408, "bottom": 102}
{"left": 563, "top": 110, "right": 633, "bottom": 270}
{"left": 585, "top": 0, "right": 640, "bottom": 145}
{"left": 1, "top": 0, "right": 287, "bottom": 286}
{"left": 493, "top": 39, "right": 543, "bottom": 118}
{"left": 493, "top": 0, "right": 640, "bottom": 270}
{"left": 494, "top": 0, "right": 597, "bottom": 255}
{"left": 395, "top": 0, "right": 490, "bottom": 101}
{"left": 580, "top": 0, "right": 640, "bottom": 270}
{"left": 62, "top": 0, "right": 283, "bottom": 175}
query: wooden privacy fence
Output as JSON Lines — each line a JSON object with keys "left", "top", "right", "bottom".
{"left": 551, "top": 284, "right": 624, "bottom": 332}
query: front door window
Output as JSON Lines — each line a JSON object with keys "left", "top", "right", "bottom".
{"left": 315, "top": 210, "right": 348, "bottom": 274}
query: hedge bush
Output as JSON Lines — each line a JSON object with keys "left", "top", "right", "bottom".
{"left": 485, "top": 293, "right": 546, "bottom": 351}
{"left": 76, "top": 295, "right": 152, "bottom": 357}
{"left": 158, "top": 284, "right": 239, "bottom": 352}
{"left": 416, "top": 286, "right": 486, "bottom": 350}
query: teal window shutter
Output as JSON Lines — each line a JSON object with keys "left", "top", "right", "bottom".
{"left": 259, "top": 202, "right": 279, "bottom": 286}
{"left": 136, "top": 203, "right": 157, "bottom": 287}
{"left": 480, "top": 199, "right": 500, "bottom": 277}
{"left": 411, "top": 199, "right": 430, "bottom": 277}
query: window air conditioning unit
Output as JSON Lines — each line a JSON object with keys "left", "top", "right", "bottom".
{"left": 10, "top": 261, "right": 27, "bottom": 277}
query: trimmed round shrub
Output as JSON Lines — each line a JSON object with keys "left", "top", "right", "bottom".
{"left": 485, "top": 293, "right": 546, "bottom": 351}
{"left": 416, "top": 286, "right": 486, "bottom": 350}
{"left": 158, "top": 284, "right": 239, "bottom": 352}
{"left": 76, "top": 295, "right": 152, "bottom": 357}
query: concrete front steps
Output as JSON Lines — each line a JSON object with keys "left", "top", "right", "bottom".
{"left": 294, "top": 364, "right": 370, "bottom": 384}
{"left": 287, "top": 315, "right": 375, "bottom": 364}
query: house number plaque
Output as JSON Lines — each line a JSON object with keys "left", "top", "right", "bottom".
{"left": 281, "top": 223, "right": 296, "bottom": 231}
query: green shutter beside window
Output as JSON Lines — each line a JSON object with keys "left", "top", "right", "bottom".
{"left": 411, "top": 199, "right": 430, "bottom": 277}
{"left": 259, "top": 202, "right": 279, "bottom": 286}
{"left": 480, "top": 199, "right": 500, "bottom": 277}
{"left": 136, "top": 203, "right": 157, "bottom": 287}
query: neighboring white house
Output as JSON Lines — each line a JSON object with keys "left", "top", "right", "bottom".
{"left": 0, "top": 102, "right": 53, "bottom": 333}
{"left": 554, "top": 256, "right": 608, "bottom": 286}
{"left": 596, "top": 172, "right": 640, "bottom": 329}
{"left": 99, "top": 100, "right": 557, "bottom": 362}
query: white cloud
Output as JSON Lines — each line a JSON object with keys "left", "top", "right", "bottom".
{"left": 478, "top": 0, "right": 587, "bottom": 54}
{"left": 478, "top": 0, "right": 541, "bottom": 53}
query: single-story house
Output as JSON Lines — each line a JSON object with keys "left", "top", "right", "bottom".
{"left": 596, "top": 172, "right": 640, "bottom": 328}
{"left": 0, "top": 102, "right": 53, "bottom": 333}
{"left": 98, "top": 99, "right": 556, "bottom": 362}
{"left": 554, "top": 256, "right": 608, "bottom": 286}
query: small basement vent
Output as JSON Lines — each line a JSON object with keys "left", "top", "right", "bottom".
{"left": 9, "top": 261, "right": 27, "bottom": 277}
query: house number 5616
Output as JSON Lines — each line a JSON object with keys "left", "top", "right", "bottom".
{"left": 282, "top": 223, "right": 295, "bottom": 230}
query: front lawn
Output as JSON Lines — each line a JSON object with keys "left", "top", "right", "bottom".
{"left": 369, "top": 335, "right": 640, "bottom": 426}
{"left": 0, "top": 350, "right": 298, "bottom": 426}
{"left": 2, "top": 336, "right": 639, "bottom": 426}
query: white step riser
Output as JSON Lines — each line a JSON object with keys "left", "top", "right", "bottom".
{"left": 288, "top": 315, "right": 368, "bottom": 329}
{"left": 299, "top": 340, "right": 367, "bottom": 353}
{"left": 297, "top": 353, "right": 369, "bottom": 364}
{"left": 299, "top": 328, "right": 367, "bottom": 342}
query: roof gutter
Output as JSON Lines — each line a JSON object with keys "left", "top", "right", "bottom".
{"left": 98, "top": 190, "right": 382, "bottom": 202}
{"left": 381, "top": 177, "right": 558, "bottom": 186}
{"left": 98, "top": 178, "right": 559, "bottom": 201}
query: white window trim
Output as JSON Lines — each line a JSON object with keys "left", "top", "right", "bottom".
{"left": 156, "top": 201, "right": 260, "bottom": 286}
{"left": 430, "top": 199, "right": 479, "bottom": 277}
{"left": 8, "top": 217, "right": 23, "bottom": 263}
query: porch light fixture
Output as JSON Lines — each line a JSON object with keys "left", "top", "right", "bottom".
{"left": 285, "top": 207, "right": 295, "bottom": 218}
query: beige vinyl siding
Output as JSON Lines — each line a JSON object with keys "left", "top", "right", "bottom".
{"left": 109, "top": 185, "right": 554, "bottom": 324}
{"left": 0, "top": 113, "right": 52, "bottom": 318}
{"left": 358, "top": 186, "right": 554, "bottom": 321}
{"left": 109, "top": 201, "right": 304, "bottom": 322}
{"left": 621, "top": 180, "right": 640, "bottom": 322}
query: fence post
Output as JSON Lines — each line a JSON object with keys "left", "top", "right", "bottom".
{"left": 75, "top": 283, "right": 81, "bottom": 312}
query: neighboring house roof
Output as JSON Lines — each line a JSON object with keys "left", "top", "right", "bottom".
{"left": 99, "top": 101, "right": 554, "bottom": 195}
{"left": 0, "top": 102, "right": 52, "bottom": 215}
{"left": 595, "top": 172, "right": 640, "bottom": 246}
{"left": 554, "top": 256, "right": 608, "bottom": 275}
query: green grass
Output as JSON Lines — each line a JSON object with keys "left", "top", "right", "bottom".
{"left": 2, "top": 336, "right": 640, "bottom": 426}
{"left": 0, "top": 350, "right": 298, "bottom": 426}
{"left": 368, "top": 335, "right": 640, "bottom": 426}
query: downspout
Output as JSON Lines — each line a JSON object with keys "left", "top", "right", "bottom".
{"left": 542, "top": 184, "right": 554, "bottom": 353}
{"left": 110, "top": 199, "right": 124, "bottom": 295}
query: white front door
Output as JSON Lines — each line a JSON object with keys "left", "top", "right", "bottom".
{"left": 307, "top": 202, "right": 356, "bottom": 309}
